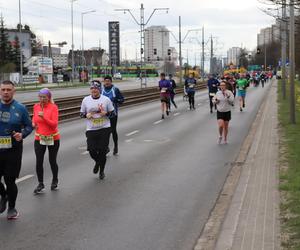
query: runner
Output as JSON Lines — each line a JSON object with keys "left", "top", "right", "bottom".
{"left": 213, "top": 81, "right": 234, "bottom": 144}
{"left": 236, "top": 73, "right": 249, "bottom": 112}
{"left": 207, "top": 74, "right": 219, "bottom": 113}
{"left": 102, "top": 75, "right": 124, "bottom": 155}
{"left": 32, "top": 88, "right": 60, "bottom": 194}
{"left": 184, "top": 73, "right": 197, "bottom": 110}
{"left": 80, "top": 80, "right": 114, "bottom": 180}
{"left": 158, "top": 73, "right": 171, "bottom": 119}
{"left": 168, "top": 74, "right": 177, "bottom": 110}
{"left": 0, "top": 80, "right": 33, "bottom": 219}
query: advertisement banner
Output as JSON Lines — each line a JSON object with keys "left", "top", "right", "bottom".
{"left": 108, "top": 21, "right": 120, "bottom": 67}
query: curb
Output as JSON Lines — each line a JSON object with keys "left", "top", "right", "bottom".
{"left": 194, "top": 85, "right": 270, "bottom": 250}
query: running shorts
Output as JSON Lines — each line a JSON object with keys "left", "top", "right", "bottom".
{"left": 217, "top": 111, "right": 231, "bottom": 121}
{"left": 238, "top": 89, "right": 246, "bottom": 97}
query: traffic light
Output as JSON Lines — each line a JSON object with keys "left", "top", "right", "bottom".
{"left": 157, "top": 56, "right": 160, "bottom": 61}
{"left": 141, "top": 48, "right": 144, "bottom": 54}
{"left": 167, "top": 48, "right": 171, "bottom": 55}
{"left": 168, "top": 56, "right": 171, "bottom": 61}
{"left": 256, "top": 48, "right": 261, "bottom": 54}
{"left": 153, "top": 48, "right": 157, "bottom": 55}
{"left": 147, "top": 57, "right": 150, "bottom": 62}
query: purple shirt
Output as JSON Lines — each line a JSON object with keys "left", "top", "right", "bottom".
{"left": 159, "top": 79, "right": 171, "bottom": 96}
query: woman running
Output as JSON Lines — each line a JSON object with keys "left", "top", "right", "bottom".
{"left": 32, "top": 88, "right": 60, "bottom": 194}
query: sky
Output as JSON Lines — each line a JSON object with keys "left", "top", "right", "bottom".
{"left": 0, "top": 0, "right": 275, "bottom": 65}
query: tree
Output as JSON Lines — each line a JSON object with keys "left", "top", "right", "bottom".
{"left": 0, "top": 15, "right": 11, "bottom": 66}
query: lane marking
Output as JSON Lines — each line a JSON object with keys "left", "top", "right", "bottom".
{"left": 16, "top": 175, "right": 34, "bottom": 184}
{"left": 198, "top": 103, "right": 201, "bottom": 106}
{"left": 81, "top": 151, "right": 89, "bottom": 155}
{"left": 125, "top": 130, "right": 139, "bottom": 137}
{"left": 173, "top": 112, "right": 180, "bottom": 116}
{"left": 125, "top": 139, "right": 133, "bottom": 143}
{"left": 144, "top": 139, "right": 154, "bottom": 142}
{"left": 78, "top": 146, "right": 86, "bottom": 150}
{"left": 154, "top": 120, "right": 163, "bottom": 125}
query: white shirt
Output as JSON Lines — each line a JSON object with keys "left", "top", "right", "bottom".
{"left": 80, "top": 95, "right": 114, "bottom": 131}
{"left": 213, "top": 90, "right": 234, "bottom": 112}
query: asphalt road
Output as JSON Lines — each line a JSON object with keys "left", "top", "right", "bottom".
{"left": 15, "top": 78, "right": 160, "bottom": 103}
{"left": 0, "top": 82, "right": 270, "bottom": 250}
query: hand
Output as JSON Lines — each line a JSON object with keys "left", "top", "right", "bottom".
{"left": 98, "top": 104, "right": 107, "bottom": 116}
{"left": 38, "top": 111, "right": 44, "bottom": 118}
{"left": 32, "top": 122, "right": 37, "bottom": 129}
{"left": 86, "top": 113, "right": 93, "bottom": 119}
{"left": 12, "top": 132, "right": 22, "bottom": 142}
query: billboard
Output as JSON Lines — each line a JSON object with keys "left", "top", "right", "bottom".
{"left": 108, "top": 21, "right": 120, "bottom": 67}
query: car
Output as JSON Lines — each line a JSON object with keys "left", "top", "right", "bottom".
{"left": 113, "top": 72, "right": 122, "bottom": 80}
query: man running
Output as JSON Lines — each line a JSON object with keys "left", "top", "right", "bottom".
{"left": 0, "top": 80, "right": 33, "bottom": 219}
{"left": 80, "top": 81, "right": 114, "bottom": 180}
{"left": 236, "top": 73, "right": 249, "bottom": 112}
{"left": 168, "top": 74, "right": 177, "bottom": 110}
{"left": 158, "top": 73, "right": 171, "bottom": 119}
{"left": 102, "top": 75, "right": 124, "bottom": 155}
{"left": 207, "top": 74, "right": 219, "bottom": 113}
{"left": 185, "top": 73, "right": 197, "bottom": 110}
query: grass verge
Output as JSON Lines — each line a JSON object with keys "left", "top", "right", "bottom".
{"left": 278, "top": 80, "right": 300, "bottom": 249}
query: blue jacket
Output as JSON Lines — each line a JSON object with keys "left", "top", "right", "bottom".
{"left": 101, "top": 85, "right": 124, "bottom": 115}
{"left": 207, "top": 78, "right": 219, "bottom": 93}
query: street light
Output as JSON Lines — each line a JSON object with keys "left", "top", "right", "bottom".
{"left": 81, "top": 10, "right": 96, "bottom": 68}
{"left": 71, "top": 0, "right": 77, "bottom": 84}
{"left": 18, "top": 0, "right": 23, "bottom": 86}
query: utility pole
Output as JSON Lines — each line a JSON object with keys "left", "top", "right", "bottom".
{"left": 210, "top": 35, "right": 213, "bottom": 74}
{"left": 18, "top": 0, "right": 23, "bottom": 86}
{"left": 179, "top": 16, "right": 182, "bottom": 85}
{"left": 289, "top": 0, "right": 296, "bottom": 124}
{"left": 115, "top": 4, "right": 169, "bottom": 88}
{"left": 281, "top": 0, "right": 287, "bottom": 99}
{"left": 71, "top": 0, "right": 77, "bottom": 84}
{"left": 202, "top": 26, "right": 205, "bottom": 79}
{"left": 264, "top": 32, "right": 267, "bottom": 71}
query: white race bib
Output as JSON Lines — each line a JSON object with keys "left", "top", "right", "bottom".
{"left": 161, "top": 87, "right": 167, "bottom": 93}
{"left": 40, "top": 135, "right": 54, "bottom": 146}
{"left": 91, "top": 117, "right": 105, "bottom": 129}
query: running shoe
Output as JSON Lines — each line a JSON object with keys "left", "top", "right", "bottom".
{"left": 210, "top": 110, "right": 213, "bottom": 113}
{"left": 243, "top": 103, "right": 245, "bottom": 108}
{"left": 0, "top": 196, "right": 7, "bottom": 214}
{"left": 161, "top": 114, "right": 164, "bottom": 119}
{"left": 99, "top": 171, "right": 105, "bottom": 180}
{"left": 93, "top": 163, "right": 100, "bottom": 174}
{"left": 240, "top": 107, "right": 243, "bottom": 112}
{"left": 7, "top": 208, "right": 19, "bottom": 220}
{"left": 33, "top": 183, "right": 45, "bottom": 194}
{"left": 51, "top": 180, "right": 58, "bottom": 191}
{"left": 218, "top": 136, "right": 222, "bottom": 144}
{"left": 166, "top": 110, "right": 169, "bottom": 116}
{"left": 192, "top": 106, "right": 195, "bottom": 110}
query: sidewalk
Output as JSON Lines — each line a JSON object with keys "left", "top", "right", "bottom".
{"left": 215, "top": 82, "right": 280, "bottom": 249}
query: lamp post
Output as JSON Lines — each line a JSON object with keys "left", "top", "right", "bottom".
{"left": 81, "top": 10, "right": 96, "bottom": 68}
{"left": 18, "top": 0, "right": 23, "bottom": 86}
{"left": 71, "top": 0, "right": 77, "bottom": 84}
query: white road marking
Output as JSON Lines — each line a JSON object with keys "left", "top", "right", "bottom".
{"left": 78, "top": 146, "right": 86, "bottom": 150}
{"left": 125, "top": 139, "right": 133, "bottom": 143}
{"left": 144, "top": 139, "right": 154, "bottom": 142}
{"left": 154, "top": 120, "right": 163, "bottom": 125}
{"left": 81, "top": 151, "right": 89, "bottom": 155}
{"left": 125, "top": 130, "right": 139, "bottom": 137}
{"left": 173, "top": 112, "right": 180, "bottom": 116}
{"left": 16, "top": 175, "right": 34, "bottom": 184}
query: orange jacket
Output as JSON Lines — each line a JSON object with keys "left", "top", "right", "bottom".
{"left": 33, "top": 102, "right": 60, "bottom": 140}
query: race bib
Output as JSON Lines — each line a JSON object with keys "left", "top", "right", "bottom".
{"left": 209, "top": 93, "right": 216, "bottom": 97}
{"left": 189, "top": 84, "right": 195, "bottom": 88}
{"left": 91, "top": 117, "right": 105, "bottom": 128}
{"left": 0, "top": 136, "right": 12, "bottom": 149}
{"left": 161, "top": 87, "right": 167, "bottom": 93}
{"left": 40, "top": 135, "right": 54, "bottom": 146}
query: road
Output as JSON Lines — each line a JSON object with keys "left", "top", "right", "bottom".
{"left": 15, "top": 78, "right": 160, "bottom": 103}
{"left": 0, "top": 83, "right": 270, "bottom": 250}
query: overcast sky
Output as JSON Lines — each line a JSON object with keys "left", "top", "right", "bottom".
{"left": 0, "top": 0, "right": 275, "bottom": 64}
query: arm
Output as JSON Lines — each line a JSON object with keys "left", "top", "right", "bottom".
{"left": 80, "top": 99, "right": 87, "bottom": 118}
{"left": 115, "top": 88, "right": 124, "bottom": 104}
{"left": 18, "top": 106, "right": 33, "bottom": 140}
{"left": 42, "top": 105, "right": 58, "bottom": 129}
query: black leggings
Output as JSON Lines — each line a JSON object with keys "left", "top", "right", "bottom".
{"left": 86, "top": 128, "right": 110, "bottom": 172}
{"left": 0, "top": 175, "right": 18, "bottom": 209}
{"left": 34, "top": 140, "right": 60, "bottom": 183}
{"left": 109, "top": 116, "right": 118, "bottom": 148}
{"left": 209, "top": 94, "right": 215, "bottom": 111}
{"left": 188, "top": 92, "right": 195, "bottom": 107}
